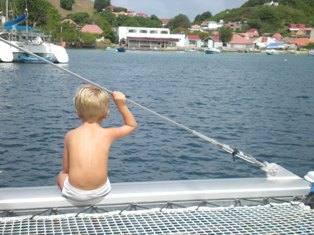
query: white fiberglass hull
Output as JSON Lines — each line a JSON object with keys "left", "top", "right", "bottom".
{"left": 0, "top": 40, "right": 68, "bottom": 63}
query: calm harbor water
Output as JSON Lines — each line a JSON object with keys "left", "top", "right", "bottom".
{"left": 0, "top": 50, "right": 314, "bottom": 187}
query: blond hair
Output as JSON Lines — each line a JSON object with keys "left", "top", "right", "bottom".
{"left": 74, "top": 84, "right": 110, "bottom": 122}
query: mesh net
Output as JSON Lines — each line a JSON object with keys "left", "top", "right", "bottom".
{"left": 1, "top": 203, "right": 314, "bottom": 235}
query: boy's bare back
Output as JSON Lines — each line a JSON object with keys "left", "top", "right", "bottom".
{"left": 57, "top": 85, "right": 137, "bottom": 194}
{"left": 64, "top": 122, "right": 113, "bottom": 190}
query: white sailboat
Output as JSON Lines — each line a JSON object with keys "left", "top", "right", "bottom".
{"left": 0, "top": 0, "right": 68, "bottom": 63}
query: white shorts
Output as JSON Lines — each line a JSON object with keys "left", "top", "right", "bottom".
{"left": 62, "top": 177, "right": 111, "bottom": 202}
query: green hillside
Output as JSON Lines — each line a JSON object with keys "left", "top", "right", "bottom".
{"left": 213, "top": 0, "right": 314, "bottom": 34}
{"left": 47, "top": 0, "right": 94, "bottom": 17}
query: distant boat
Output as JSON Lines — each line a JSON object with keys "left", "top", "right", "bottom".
{"left": 117, "top": 47, "right": 126, "bottom": 52}
{"left": 205, "top": 48, "right": 221, "bottom": 54}
{"left": 265, "top": 49, "right": 277, "bottom": 55}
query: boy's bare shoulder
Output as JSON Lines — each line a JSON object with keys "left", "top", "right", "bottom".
{"left": 64, "top": 127, "right": 79, "bottom": 139}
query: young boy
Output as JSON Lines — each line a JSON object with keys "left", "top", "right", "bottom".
{"left": 56, "top": 84, "right": 137, "bottom": 201}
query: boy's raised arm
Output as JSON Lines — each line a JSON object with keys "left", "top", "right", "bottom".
{"left": 112, "top": 91, "right": 137, "bottom": 137}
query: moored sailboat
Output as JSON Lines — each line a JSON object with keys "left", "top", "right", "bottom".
{"left": 0, "top": 0, "right": 68, "bottom": 63}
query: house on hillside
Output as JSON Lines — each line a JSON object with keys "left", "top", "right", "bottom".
{"left": 246, "top": 28, "right": 259, "bottom": 38}
{"left": 273, "top": 33, "right": 283, "bottom": 41}
{"left": 225, "top": 22, "right": 242, "bottom": 31}
{"left": 201, "top": 21, "right": 223, "bottom": 30}
{"left": 227, "top": 34, "right": 254, "bottom": 50}
{"left": 289, "top": 24, "right": 305, "bottom": 32}
{"left": 106, "top": 5, "right": 116, "bottom": 11}
{"left": 61, "top": 19, "right": 78, "bottom": 28}
{"left": 185, "top": 35, "right": 202, "bottom": 48}
{"left": 189, "top": 24, "right": 203, "bottom": 33}
{"left": 160, "top": 19, "right": 169, "bottom": 27}
{"left": 264, "top": 1, "right": 279, "bottom": 6}
{"left": 81, "top": 24, "right": 103, "bottom": 34}
{"left": 311, "top": 29, "right": 314, "bottom": 40}
{"left": 113, "top": 11, "right": 129, "bottom": 17}
{"left": 135, "top": 12, "right": 147, "bottom": 17}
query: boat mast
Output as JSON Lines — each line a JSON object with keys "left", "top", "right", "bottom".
{"left": 5, "top": 0, "right": 8, "bottom": 21}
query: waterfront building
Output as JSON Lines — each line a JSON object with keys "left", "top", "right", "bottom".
{"left": 117, "top": 26, "right": 185, "bottom": 49}
{"left": 206, "top": 36, "right": 223, "bottom": 49}
{"left": 185, "top": 35, "right": 202, "bottom": 48}
{"left": 227, "top": 34, "right": 255, "bottom": 50}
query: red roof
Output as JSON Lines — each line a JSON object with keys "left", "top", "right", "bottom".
{"left": 106, "top": 5, "right": 116, "bottom": 11}
{"left": 136, "top": 12, "right": 147, "bottom": 17}
{"left": 293, "top": 38, "right": 312, "bottom": 46}
{"left": 290, "top": 24, "right": 305, "bottom": 29}
{"left": 160, "top": 18, "right": 170, "bottom": 25}
{"left": 273, "top": 33, "right": 283, "bottom": 41}
{"left": 229, "top": 34, "right": 253, "bottom": 45}
{"left": 209, "top": 36, "right": 220, "bottom": 42}
{"left": 81, "top": 24, "right": 103, "bottom": 34}
{"left": 187, "top": 35, "right": 201, "bottom": 41}
{"left": 247, "top": 28, "right": 258, "bottom": 33}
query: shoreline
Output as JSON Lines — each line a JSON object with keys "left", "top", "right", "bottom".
{"left": 101, "top": 46, "right": 312, "bottom": 55}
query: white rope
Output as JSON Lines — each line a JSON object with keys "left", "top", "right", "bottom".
{"left": 0, "top": 36, "right": 266, "bottom": 169}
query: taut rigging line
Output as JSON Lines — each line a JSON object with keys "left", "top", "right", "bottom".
{"left": 0, "top": 37, "right": 267, "bottom": 170}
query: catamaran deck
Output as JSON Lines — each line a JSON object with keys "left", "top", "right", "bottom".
{"left": 0, "top": 163, "right": 313, "bottom": 234}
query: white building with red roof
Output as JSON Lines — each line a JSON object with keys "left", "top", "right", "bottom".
{"left": 185, "top": 35, "right": 202, "bottom": 48}
{"left": 227, "top": 34, "right": 254, "bottom": 49}
{"left": 207, "top": 36, "right": 223, "bottom": 49}
{"left": 160, "top": 18, "right": 170, "bottom": 27}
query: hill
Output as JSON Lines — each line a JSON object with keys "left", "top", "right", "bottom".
{"left": 47, "top": 0, "right": 94, "bottom": 17}
{"left": 213, "top": 0, "right": 314, "bottom": 34}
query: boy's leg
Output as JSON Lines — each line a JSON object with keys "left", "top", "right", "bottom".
{"left": 56, "top": 171, "right": 68, "bottom": 189}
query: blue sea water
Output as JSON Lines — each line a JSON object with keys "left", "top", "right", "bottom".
{"left": 0, "top": 50, "right": 314, "bottom": 187}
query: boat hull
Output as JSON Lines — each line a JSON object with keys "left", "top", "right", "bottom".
{"left": 205, "top": 48, "right": 221, "bottom": 54}
{"left": 0, "top": 39, "right": 68, "bottom": 63}
{"left": 117, "top": 47, "right": 126, "bottom": 52}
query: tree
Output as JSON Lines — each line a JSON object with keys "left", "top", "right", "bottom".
{"left": 94, "top": 0, "right": 110, "bottom": 12}
{"left": 99, "top": 11, "right": 116, "bottom": 25}
{"left": 81, "top": 32, "right": 98, "bottom": 47}
{"left": 114, "top": 15, "right": 162, "bottom": 28}
{"left": 91, "top": 13, "right": 117, "bottom": 43}
{"left": 243, "top": 0, "right": 268, "bottom": 7}
{"left": 113, "top": 7, "right": 127, "bottom": 12}
{"left": 193, "top": 11, "right": 212, "bottom": 24}
{"left": 168, "top": 14, "right": 191, "bottom": 31}
{"left": 60, "top": 23, "right": 80, "bottom": 43}
{"left": 247, "top": 18, "right": 262, "bottom": 30}
{"left": 15, "top": 0, "right": 60, "bottom": 27}
{"left": 68, "top": 12, "right": 91, "bottom": 25}
{"left": 219, "top": 27, "right": 233, "bottom": 45}
{"left": 60, "top": 0, "right": 74, "bottom": 10}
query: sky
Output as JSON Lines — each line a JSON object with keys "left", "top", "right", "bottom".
{"left": 111, "top": 0, "right": 248, "bottom": 21}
